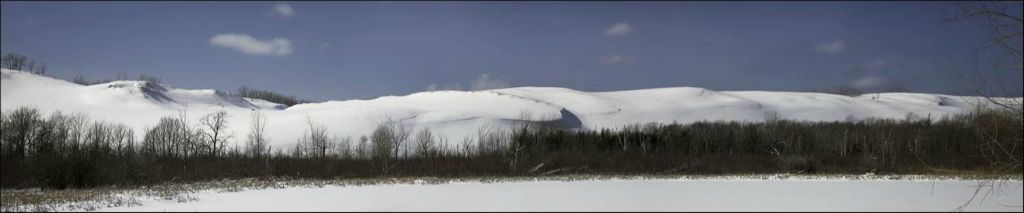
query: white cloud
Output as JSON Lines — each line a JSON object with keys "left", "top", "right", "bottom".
{"left": 423, "top": 74, "right": 508, "bottom": 92}
{"left": 272, "top": 2, "right": 294, "bottom": 17}
{"left": 850, "top": 75, "right": 888, "bottom": 89}
{"left": 470, "top": 73, "right": 510, "bottom": 91}
{"left": 423, "top": 83, "right": 464, "bottom": 92}
{"left": 815, "top": 40, "right": 846, "bottom": 53}
{"left": 601, "top": 54, "right": 635, "bottom": 65}
{"left": 209, "top": 33, "right": 293, "bottom": 56}
{"left": 605, "top": 22, "right": 631, "bottom": 37}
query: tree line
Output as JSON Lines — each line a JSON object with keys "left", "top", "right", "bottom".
{"left": 1, "top": 53, "right": 46, "bottom": 75}
{"left": 237, "top": 86, "right": 309, "bottom": 107}
{"left": 1, "top": 106, "right": 1020, "bottom": 189}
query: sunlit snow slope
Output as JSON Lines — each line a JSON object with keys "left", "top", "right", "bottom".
{"left": 2, "top": 69, "right": 1019, "bottom": 149}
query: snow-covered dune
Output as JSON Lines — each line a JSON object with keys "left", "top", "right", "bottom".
{"left": 490, "top": 87, "right": 1012, "bottom": 129}
{"left": 2, "top": 69, "right": 1019, "bottom": 149}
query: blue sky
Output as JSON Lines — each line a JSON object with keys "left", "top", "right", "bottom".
{"left": 2, "top": 1, "right": 1021, "bottom": 101}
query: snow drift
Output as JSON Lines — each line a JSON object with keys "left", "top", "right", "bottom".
{"left": 2, "top": 69, "right": 1019, "bottom": 149}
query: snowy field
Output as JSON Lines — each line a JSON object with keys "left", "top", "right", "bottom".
{"left": 94, "top": 177, "right": 1023, "bottom": 212}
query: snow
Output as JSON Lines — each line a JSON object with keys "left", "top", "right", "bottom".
{"left": 244, "top": 98, "right": 286, "bottom": 110}
{"left": 96, "top": 178, "right": 1023, "bottom": 212}
{"left": 3, "top": 69, "right": 1021, "bottom": 149}
{"left": 491, "top": 87, "right": 1016, "bottom": 129}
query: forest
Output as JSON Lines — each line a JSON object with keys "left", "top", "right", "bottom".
{"left": 1, "top": 105, "right": 1019, "bottom": 189}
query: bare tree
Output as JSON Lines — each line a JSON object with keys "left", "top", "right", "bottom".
{"left": 301, "top": 115, "right": 330, "bottom": 159}
{"left": 476, "top": 123, "right": 509, "bottom": 155}
{"left": 945, "top": 2, "right": 1023, "bottom": 210}
{"left": 0, "top": 53, "right": 46, "bottom": 75}
{"left": 509, "top": 111, "right": 538, "bottom": 172}
{"left": 36, "top": 63, "right": 46, "bottom": 76}
{"left": 948, "top": 1, "right": 1023, "bottom": 169}
{"left": 371, "top": 120, "right": 396, "bottom": 173}
{"left": 370, "top": 118, "right": 411, "bottom": 173}
{"left": 245, "top": 111, "right": 269, "bottom": 158}
{"left": 290, "top": 142, "right": 304, "bottom": 158}
{"left": 110, "top": 123, "right": 135, "bottom": 159}
{"left": 138, "top": 74, "right": 162, "bottom": 85}
{"left": 143, "top": 116, "right": 187, "bottom": 158}
{"left": 4, "top": 107, "right": 40, "bottom": 160}
{"left": 414, "top": 128, "right": 436, "bottom": 157}
{"left": 25, "top": 61, "right": 36, "bottom": 74}
{"left": 72, "top": 75, "right": 89, "bottom": 85}
{"left": 198, "top": 111, "right": 231, "bottom": 157}
{"left": 356, "top": 135, "right": 369, "bottom": 159}
{"left": 1, "top": 53, "right": 28, "bottom": 71}
{"left": 334, "top": 136, "right": 352, "bottom": 159}
{"left": 392, "top": 120, "right": 411, "bottom": 159}
{"left": 947, "top": 1, "right": 1023, "bottom": 113}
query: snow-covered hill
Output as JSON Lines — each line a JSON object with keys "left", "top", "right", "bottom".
{"left": 2, "top": 69, "right": 1019, "bottom": 149}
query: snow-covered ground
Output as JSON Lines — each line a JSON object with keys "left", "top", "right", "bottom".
{"left": 4, "top": 70, "right": 1022, "bottom": 211}
{"left": 95, "top": 178, "right": 1022, "bottom": 212}
{"left": 3, "top": 69, "right": 1020, "bottom": 149}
